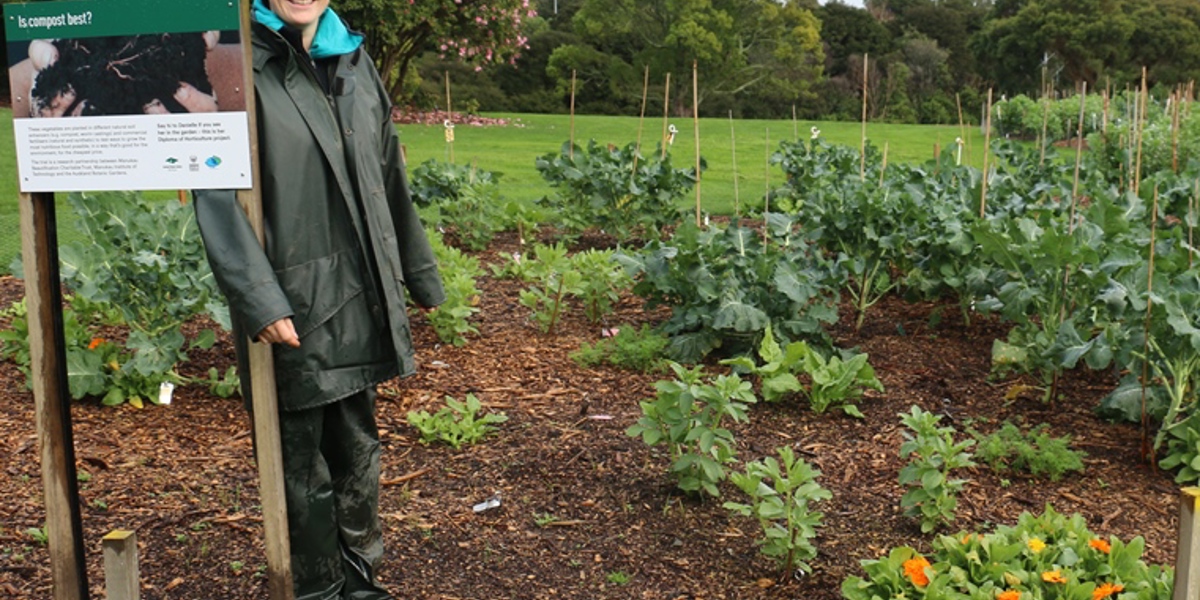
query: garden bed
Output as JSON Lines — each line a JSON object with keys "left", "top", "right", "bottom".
{"left": 0, "top": 229, "right": 1182, "bottom": 599}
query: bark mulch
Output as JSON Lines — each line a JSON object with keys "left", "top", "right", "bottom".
{"left": 0, "top": 234, "right": 1182, "bottom": 599}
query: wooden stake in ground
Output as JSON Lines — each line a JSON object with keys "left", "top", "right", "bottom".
{"left": 1039, "top": 95, "right": 1051, "bottom": 166}
{"left": 1070, "top": 83, "right": 1087, "bottom": 226}
{"left": 764, "top": 126, "right": 770, "bottom": 246}
{"left": 956, "top": 93, "right": 969, "bottom": 165}
{"left": 792, "top": 104, "right": 798, "bottom": 140}
{"left": 980, "top": 88, "right": 993, "bottom": 218}
{"left": 444, "top": 71, "right": 455, "bottom": 164}
{"left": 661, "top": 73, "right": 671, "bottom": 160}
{"left": 860, "top": 53, "right": 869, "bottom": 181}
{"left": 236, "top": 4, "right": 293, "bottom": 594}
{"left": 693, "top": 60, "right": 702, "bottom": 228}
{"left": 730, "top": 111, "right": 740, "bottom": 217}
{"left": 1135, "top": 67, "right": 1148, "bottom": 196}
{"left": 20, "top": 191, "right": 89, "bottom": 600}
{"left": 1191, "top": 179, "right": 1198, "bottom": 269}
{"left": 631, "top": 66, "right": 650, "bottom": 178}
{"left": 1102, "top": 89, "right": 1110, "bottom": 135}
{"left": 1172, "top": 87, "right": 1183, "bottom": 174}
{"left": 102, "top": 530, "right": 139, "bottom": 600}
{"left": 880, "top": 141, "right": 889, "bottom": 186}
{"left": 569, "top": 69, "right": 577, "bottom": 160}
{"left": 1141, "top": 185, "right": 1160, "bottom": 464}
{"left": 1172, "top": 487, "right": 1200, "bottom": 600}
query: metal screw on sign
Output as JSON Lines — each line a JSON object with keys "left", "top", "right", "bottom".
{"left": 667, "top": 124, "right": 678, "bottom": 146}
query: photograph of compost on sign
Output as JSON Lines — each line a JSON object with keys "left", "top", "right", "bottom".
{"left": 4, "top": 0, "right": 252, "bottom": 192}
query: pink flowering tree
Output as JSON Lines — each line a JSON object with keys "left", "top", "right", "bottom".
{"left": 340, "top": 0, "right": 534, "bottom": 105}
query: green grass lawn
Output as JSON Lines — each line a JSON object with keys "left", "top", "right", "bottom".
{"left": 399, "top": 112, "right": 986, "bottom": 214}
{"left": 0, "top": 108, "right": 988, "bottom": 275}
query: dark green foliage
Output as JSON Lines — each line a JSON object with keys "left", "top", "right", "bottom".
{"left": 536, "top": 140, "right": 702, "bottom": 241}
{"left": 411, "top": 160, "right": 506, "bottom": 251}
{"left": 615, "top": 216, "right": 842, "bottom": 363}
{"left": 570, "top": 324, "right": 668, "bottom": 373}
{"left": 970, "top": 421, "right": 1086, "bottom": 481}
{"left": 408, "top": 159, "right": 502, "bottom": 208}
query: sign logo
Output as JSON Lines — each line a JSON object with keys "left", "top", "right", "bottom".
{"left": 165, "top": 157, "right": 179, "bottom": 164}
{"left": 189, "top": 156, "right": 200, "bottom": 172}
{"left": 205, "top": 156, "right": 222, "bottom": 169}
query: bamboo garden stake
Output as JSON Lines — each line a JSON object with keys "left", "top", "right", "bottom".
{"left": 1135, "top": 67, "right": 1148, "bottom": 196}
{"left": 1172, "top": 87, "right": 1183, "bottom": 174}
{"left": 631, "top": 66, "right": 650, "bottom": 178}
{"left": 693, "top": 60, "right": 702, "bottom": 228}
{"left": 1141, "top": 185, "right": 1160, "bottom": 462}
{"left": 792, "top": 104, "right": 798, "bottom": 140}
{"left": 879, "top": 141, "right": 889, "bottom": 186}
{"left": 730, "top": 111, "right": 740, "bottom": 217}
{"left": 444, "top": 71, "right": 454, "bottom": 163}
{"left": 661, "top": 73, "right": 671, "bottom": 160}
{"left": 1070, "top": 82, "right": 1087, "bottom": 227}
{"left": 764, "top": 127, "right": 770, "bottom": 246}
{"left": 1039, "top": 95, "right": 1051, "bottom": 166}
{"left": 980, "top": 88, "right": 993, "bottom": 218}
{"left": 1192, "top": 179, "right": 1198, "bottom": 269}
{"left": 955, "top": 93, "right": 964, "bottom": 154}
{"left": 569, "top": 69, "right": 577, "bottom": 160}
{"left": 860, "top": 53, "right": 869, "bottom": 181}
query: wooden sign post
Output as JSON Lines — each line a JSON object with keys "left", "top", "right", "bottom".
{"left": 20, "top": 191, "right": 89, "bottom": 599}
{"left": 235, "top": 4, "right": 293, "bottom": 598}
{"left": 6, "top": 1, "right": 290, "bottom": 598}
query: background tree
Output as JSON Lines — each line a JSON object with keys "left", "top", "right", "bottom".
{"left": 339, "top": 0, "right": 535, "bottom": 104}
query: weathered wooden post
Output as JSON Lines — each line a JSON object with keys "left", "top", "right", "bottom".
{"left": 1175, "top": 487, "right": 1200, "bottom": 600}
{"left": 20, "top": 191, "right": 89, "bottom": 599}
{"left": 102, "top": 530, "right": 139, "bottom": 600}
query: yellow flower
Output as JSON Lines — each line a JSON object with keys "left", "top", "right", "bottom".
{"left": 1027, "top": 538, "right": 1046, "bottom": 553}
{"left": 997, "top": 590, "right": 1021, "bottom": 600}
{"left": 902, "top": 556, "right": 931, "bottom": 587}
{"left": 1042, "top": 570, "right": 1067, "bottom": 584}
{"left": 1092, "top": 582, "right": 1125, "bottom": 600}
{"left": 1089, "top": 538, "right": 1112, "bottom": 554}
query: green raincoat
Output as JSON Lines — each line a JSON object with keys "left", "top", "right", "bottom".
{"left": 195, "top": 22, "right": 444, "bottom": 411}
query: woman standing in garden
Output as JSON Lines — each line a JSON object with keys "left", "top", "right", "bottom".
{"left": 193, "top": 1, "right": 444, "bottom": 598}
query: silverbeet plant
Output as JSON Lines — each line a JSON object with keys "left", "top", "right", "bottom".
{"left": 898, "top": 405, "right": 977, "bottom": 533}
{"left": 406, "top": 394, "right": 507, "bottom": 450}
{"left": 627, "top": 362, "right": 757, "bottom": 497}
{"left": 723, "top": 447, "right": 831, "bottom": 577}
{"left": 722, "top": 324, "right": 882, "bottom": 418}
{"left": 518, "top": 248, "right": 584, "bottom": 335}
{"left": 425, "top": 230, "right": 482, "bottom": 346}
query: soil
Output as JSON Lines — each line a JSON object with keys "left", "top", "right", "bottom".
{"left": 32, "top": 34, "right": 213, "bottom": 116}
{"left": 0, "top": 230, "right": 1183, "bottom": 600}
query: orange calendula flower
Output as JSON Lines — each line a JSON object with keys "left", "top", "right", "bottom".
{"left": 902, "top": 556, "right": 931, "bottom": 587}
{"left": 997, "top": 590, "right": 1021, "bottom": 600}
{"left": 1092, "top": 582, "right": 1125, "bottom": 600}
{"left": 1089, "top": 538, "right": 1112, "bottom": 554}
{"left": 88, "top": 337, "right": 105, "bottom": 350}
{"left": 1027, "top": 538, "right": 1046, "bottom": 553}
{"left": 962, "top": 533, "right": 973, "bottom": 544}
{"left": 1042, "top": 570, "right": 1067, "bottom": 584}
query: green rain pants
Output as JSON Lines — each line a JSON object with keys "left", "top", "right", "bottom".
{"left": 279, "top": 388, "right": 393, "bottom": 600}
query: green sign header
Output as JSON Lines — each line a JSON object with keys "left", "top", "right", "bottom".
{"left": 4, "top": 0, "right": 240, "bottom": 42}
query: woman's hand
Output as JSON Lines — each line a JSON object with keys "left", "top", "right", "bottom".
{"left": 257, "top": 318, "right": 301, "bottom": 348}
